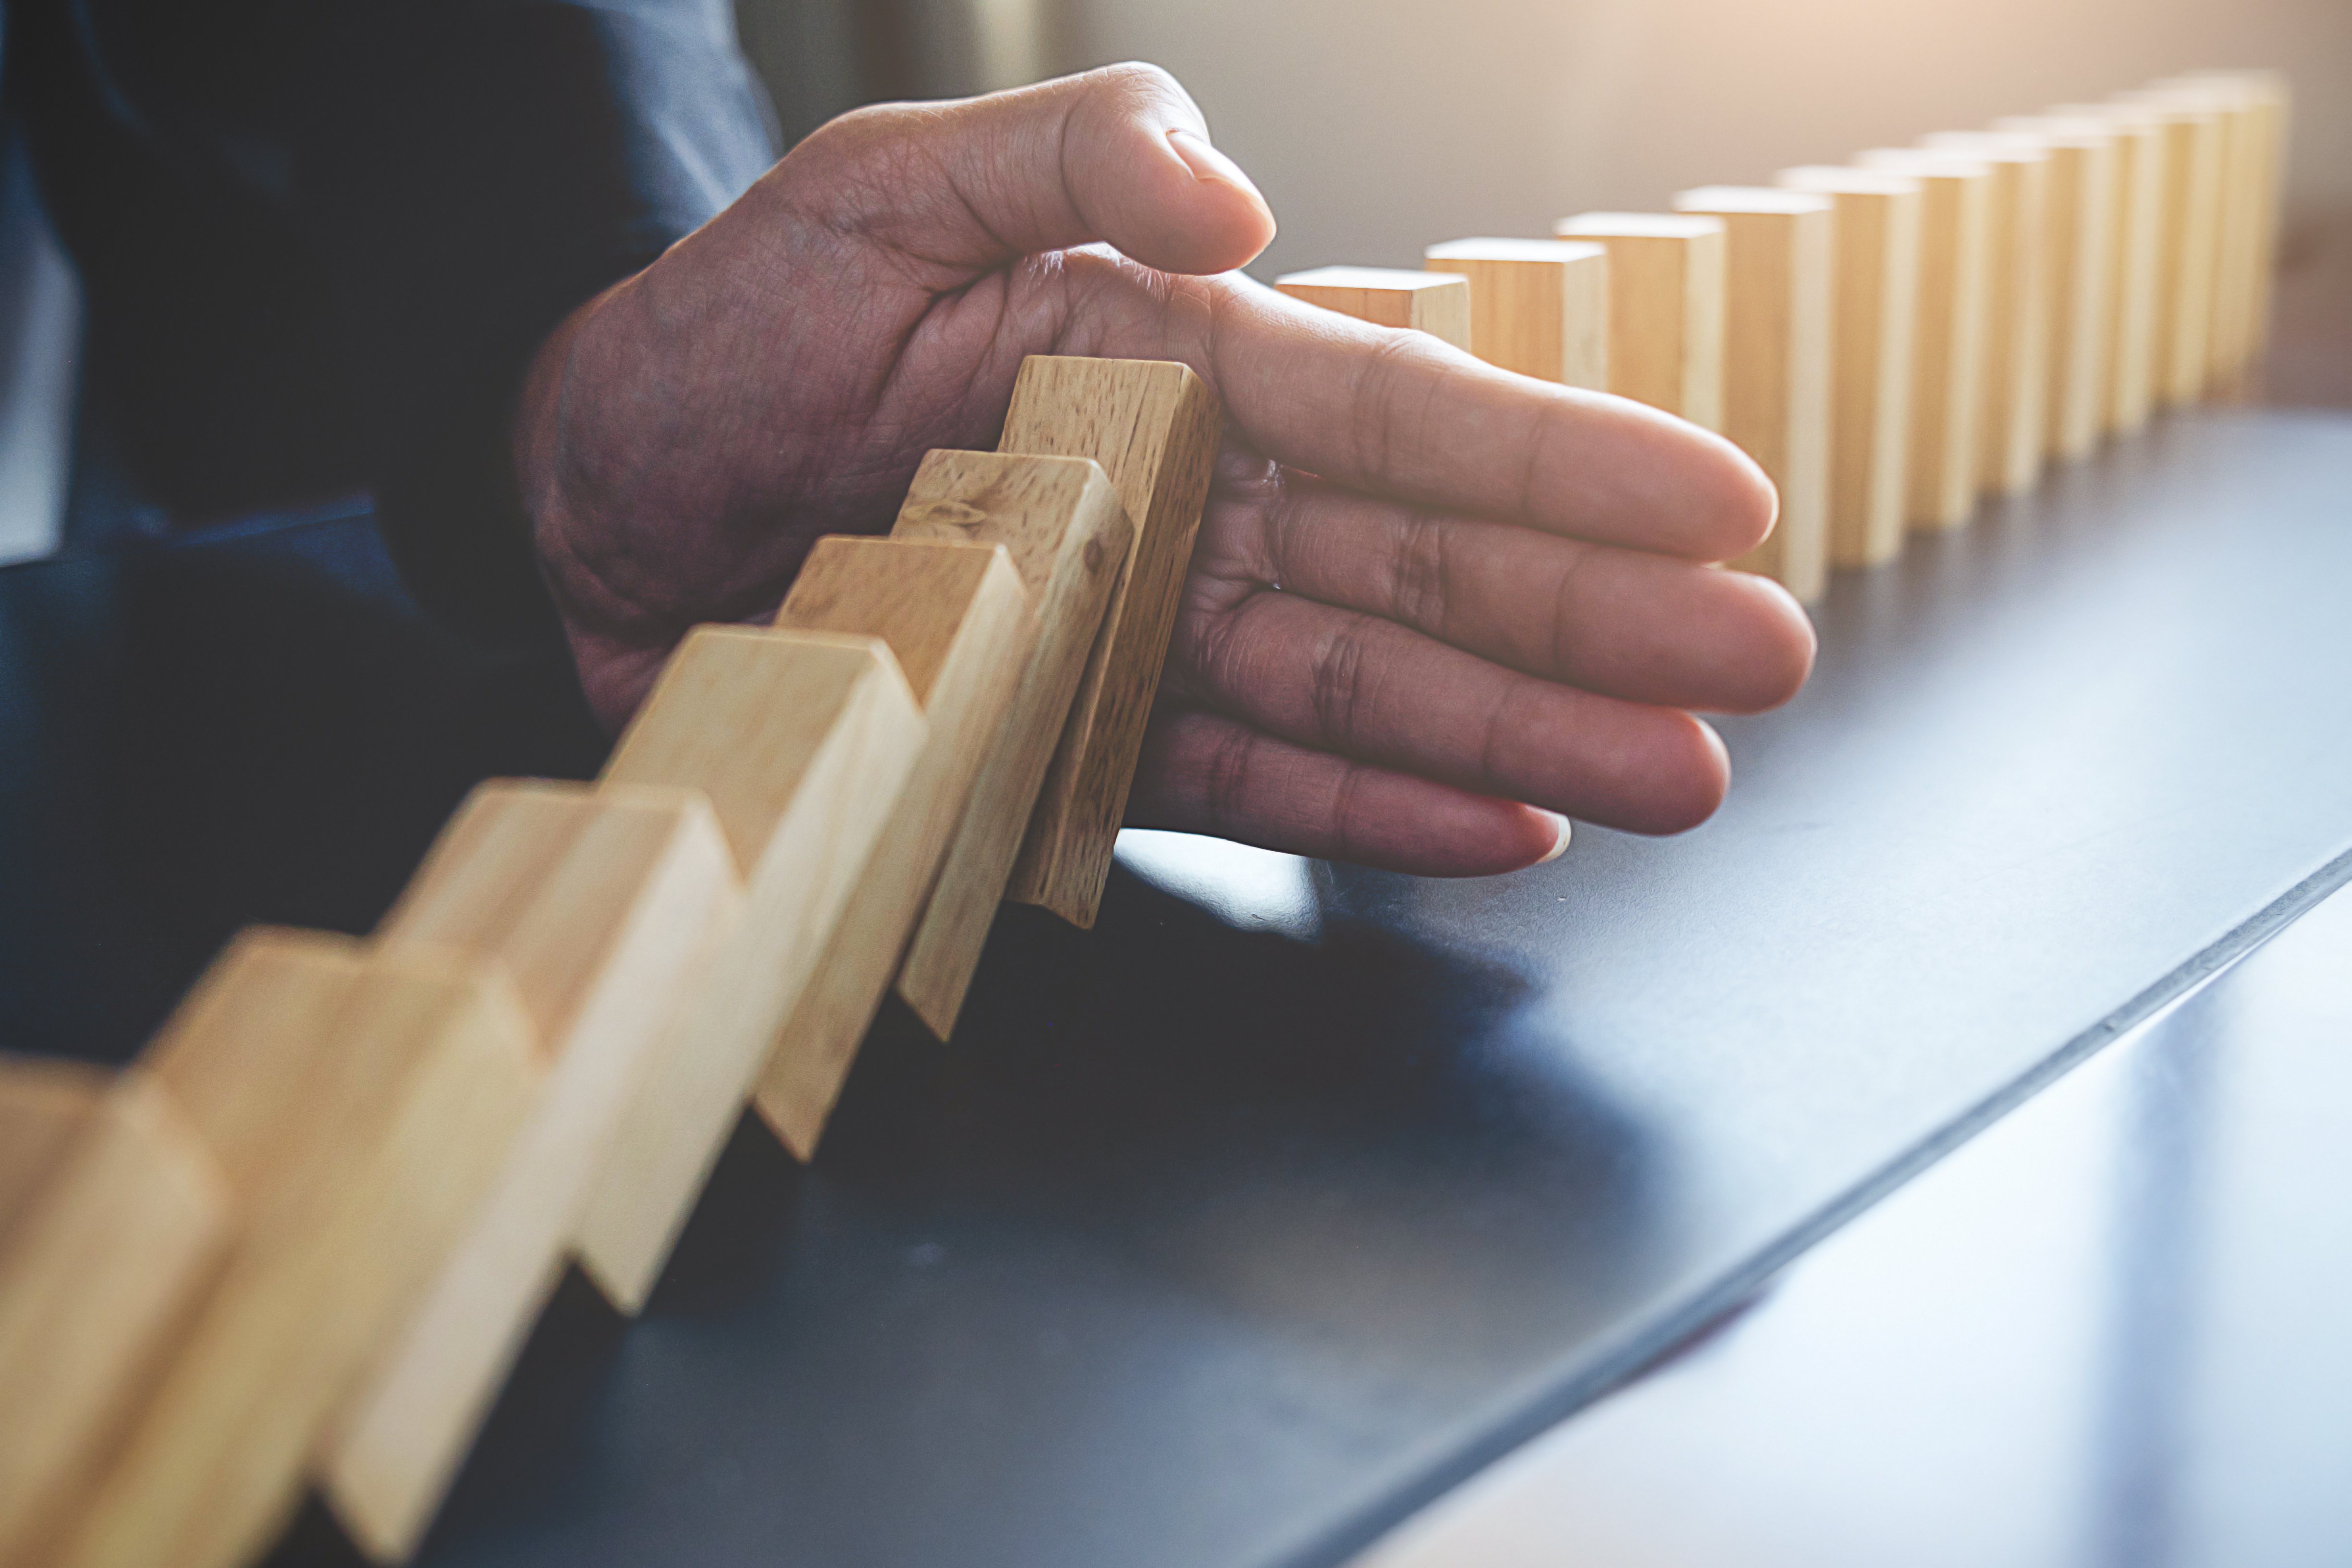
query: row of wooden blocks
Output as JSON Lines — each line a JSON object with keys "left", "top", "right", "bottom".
{"left": 0, "top": 358, "right": 1224, "bottom": 1568}
{"left": 1278, "top": 69, "right": 2289, "bottom": 601}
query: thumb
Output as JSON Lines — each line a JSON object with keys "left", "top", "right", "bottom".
{"left": 789, "top": 62, "right": 1277, "bottom": 278}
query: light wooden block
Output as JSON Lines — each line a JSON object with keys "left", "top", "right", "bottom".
{"left": 1858, "top": 150, "right": 1995, "bottom": 531}
{"left": 752, "top": 536, "right": 1032, "bottom": 1158}
{"left": 892, "top": 453, "right": 1133, "bottom": 1039}
{"left": 0, "top": 1069, "right": 228, "bottom": 1566}
{"left": 1993, "top": 117, "right": 2119, "bottom": 460}
{"left": 1274, "top": 267, "right": 1473, "bottom": 351}
{"left": 0, "top": 1057, "right": 107, "bottom": 1228}
{"left": 2050, "top": 104, "right": 2168, "bottom": 435}
{"left": 2146, "top": 72, "right": 2286, "bottom": 395}
{"left": 1670, "top": 187, "right": 1832, "bottom": 600}
{"left": 1919, "top": 131, "right": 2052, "bottom": 496}
{"left": 1776, "top": 167, "right": 1923, "bottom": 569}
{"left": 995, "top": 356, "right": 1222, "bottom": 931}
{"left": 1553, "top": 213, "right": 1726, "bottom": 431}
{"left": 1422, "top": 238, "right": 1609, "bottom": 389}
{"left": 578, "top": 627, "right": 924, "bottom": 1309}
{"left": 59, "top": 933, "right": 539, "bottom": 1568}
{"left": 317, "top": 782, "right": 741, "bottom": 1561}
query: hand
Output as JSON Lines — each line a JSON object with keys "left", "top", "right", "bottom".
{"left": 513, "top": 63, "right": 1814, "bottom": 877}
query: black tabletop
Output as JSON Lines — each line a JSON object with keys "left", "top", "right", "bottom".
{"left": 4, "top": 412, "right": 2349, "bottom": 1568}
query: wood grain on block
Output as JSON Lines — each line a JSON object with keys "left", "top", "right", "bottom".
{"left": 1993, "top": 117, "right": 2119, "bottom": 460}
{"left": 1858, "top": 150, "right": 1994, "bottom": 531}
{"left": 1919, "top": 132, "right": 2052, "bottom": 496}
{"left": 0, "top": 1070, "right": 227, "bottom": 1568}
{"left": 580, "top": 628, "right": 924, "bottom": 1309}
{"left": 1670, "top": 187, "right": 1831, "bottom": 601}
{"left": 995, "top": 357, "right": 1221, "bottom": 930}
{"left": 753, "top": 536, "right": 1032, "bottom": 1159}
{"left": 893, "top": 453, "right": 1132, "bottom": 1039}
{"left": 2049, "top": 104, "right": 2168, "bottom": 434}
{"left": 1422, "top": 238, "right": 1609, "bottom": 389}
{"left": 1553, "top": 212, "right": 1727, "bottom": 431}
{"left": 1275, "top": 267, "right": 1473, "bottom": 351}
{"left": 0, "top": 1057, "right": 106, "bottom": 1230}
{"left": 1775, "top": 168, "right": 1923, "bottom": 569}
{"left": 61, "top": 934, "right": 538, "bottom": 1568}
{"left": 318, "top": 782, "right": 740, "bottom": 1562}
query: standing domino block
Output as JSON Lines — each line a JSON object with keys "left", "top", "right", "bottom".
{"left": 893, "top": 453, "right": 1133, "bottom": 1039}
{"left": 1670, "top": 187, "right": 1832, "bottom": 601}
{"left": 1919, "top": 131, "right": 2053, "bottom": 497}
{"left": 2051, "top": 102, "right": 2169, "bottom": 435}
{"left": 1274, "top": 267, "right": 1473, "bottom": 351}
{"left": 0, "top": 1067, "right": 228, "bottom": 1567}
{"left": 2144, "top": 73, "right": 2284, "bottom": 394}
{"left": 1993, "top": 116, "right": 2119, "bottom": 460}
{"left": 2114, "top": 88, "right": 2224, "bottom": 410}
{"left": 996, "top": 357, "right": 1222, "bottom": 931}
{"left": 318, "top": 783, "right": 741, "bottom": 1561}
{"left": 1552, "top": 212, "right": 1727, "bottom": 431}
{"left": 753, "top": 535, "right": 1032, "bottom": 1156}
{"left": 1422, "top": 238, "right": 1609, "bottom": 389}
{"left": 578, "top": 628, "right": 925, "bottom": 1309}
{"left": 1776, "top": 167, "right": 1923, "bottom": 569}
{"left": 1857, "top": 150, "right": 1995, "bottom": 531}
{"left": 59, "top": 932, "right": 539, "bottom": 1568}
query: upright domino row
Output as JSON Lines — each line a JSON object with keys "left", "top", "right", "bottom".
{"left": 1279, "top": 69, "right": 2290, "bottom": 602}
{"left": 0, "top": 357, "right": 1222, "bottom": 1568}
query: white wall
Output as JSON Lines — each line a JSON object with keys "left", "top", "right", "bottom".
{"left": 1058, "top": 0, "right": 2350, "bottom": 283}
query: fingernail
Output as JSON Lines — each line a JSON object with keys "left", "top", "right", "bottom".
{"left": 1167, "top": 128, "right": 1273, "bottom": 217}
{"left": 1538, "top": 810, "right": 1573, "bottom": 863}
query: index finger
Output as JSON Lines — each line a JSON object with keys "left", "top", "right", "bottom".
{"left": 1078, "top": 265, "right": 1777, "bottom": 562}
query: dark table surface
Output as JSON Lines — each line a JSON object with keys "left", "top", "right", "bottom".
{"left": 3, "top": 410, "right": 2349, "bottom": 1568}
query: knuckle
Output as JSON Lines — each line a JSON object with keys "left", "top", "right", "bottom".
{"left": 1307, "top": 620, "right": 1372, "bottom": 747}
{"left": 1385, "top": 510, "right": 1450, "bottom": 632}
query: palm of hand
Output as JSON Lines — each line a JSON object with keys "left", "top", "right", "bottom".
{"left": 516, "top": 66, "right": 1814, "bottom": 876}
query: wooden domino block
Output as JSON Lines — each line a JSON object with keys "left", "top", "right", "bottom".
{"left": 2050, "top": 103, "right": 2169, "bottom": 436}
{"left": 1857, "top": 150, "right": 1995, "bottom": 531}
{"left": 892, "top": 453, "right": 1133, "bottom": 1039}
{"left": 0, "top": 1057, "right": 107, "bottom": 1226}
{"left": 577, "top": 627, "right": 924, "bottom": 1309}
{"left": 752, "top": 535, "right": 1031, "bottom": 1157}
{"left": 1918, "top": 131, "right": 2052, "bottom": 497}
{"left": 0, "top": 1067, "right": 228, "bottom": 1567}
{"left": 995, "top": 357, "right": 1222, "bottom": 931}
{"left": 1669, "top": 187, "right": 1832, "bottom": 601}
{"left": 1552, "top": 212, "right": 1726, "bottom": 430}
{"left": 2143, "top": 72, "right": 2285, "bottom": 395}
{"left": 317, "top": 782, "right": 740, "bottom": 1561}
{"left": 1775, "top": 167, "right": 1923, "bottom": 569}
{"left": 59, "top": 932, "right": 539, "bottom": 1568}
{"left": 1274, "top": 266, "right": 1473, "bottom": 351}
{"left": 1992, "top": 116, "right": 2119, "bottom": 460}
{"left": 1421, "top": 238, "right": 1609, "bottom": 389}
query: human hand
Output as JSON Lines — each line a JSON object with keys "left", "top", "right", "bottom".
{"left": 513, "top": 63, "right": 1813, "bottom": 877}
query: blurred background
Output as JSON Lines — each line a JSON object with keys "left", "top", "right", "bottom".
{"left": 2, "top": 0, "right": 2346, "bottom": 566}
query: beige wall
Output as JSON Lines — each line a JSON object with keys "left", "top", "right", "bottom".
{"left": 1056, "top": 0, "right": 2349, "bottom": 282}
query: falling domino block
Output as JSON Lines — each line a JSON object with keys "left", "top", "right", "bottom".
{"left": 576, "top": 628, "right": 924, "bottom": 1310}
{"left": 1421, "top": 238, "right": 1610, "bottom": 389}
{"left": 316, "top": 783, "right": 740, "bottom": 1562}
{"left": 1552, "top": 212, "right": 1727, "bottom": 431}
{"left": 996, "top": 357, "right": 1222, "bottom": 931}
{"left": 2050, "top": 102, "right": 2169, "bottom": 436}
{"left": 1918, "top": 131, "right": 2053, "bottom": 498}
{"left": 1857, "top": 149, "right": 1995, "bottom": 532}
{"left": 752, "top": 535, "right": 1032, "bottom": 1156}
{"left": 57, "top": 932, "right": 539, "bottom": 1568}
{"left": 0, "top": 1067, "right": 229, "bottom": 1567}
{"left": 892, "top": 453, "right": 1133, "bottom": 1040}
{"left": 1993, "top": 116, "right": 2119, "bottom": 461}
{"left": 1669, "top": 186, "right": 1832, "bottom": 601}
{"left": 1776, "top": 166, "right": 1923, "bottom": 569}
{"left": 1274, "top": 267, "right": 1473, "bottom": 351}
